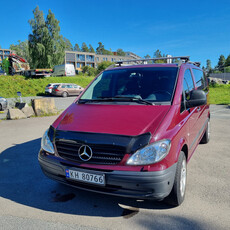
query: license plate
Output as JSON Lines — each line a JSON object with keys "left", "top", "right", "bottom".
{"left": 65, "top": 169, "right": 105, "bottom": 186}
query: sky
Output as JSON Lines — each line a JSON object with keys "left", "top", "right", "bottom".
{"left": 0, "top": 0, "right": 230, "bottom": 67}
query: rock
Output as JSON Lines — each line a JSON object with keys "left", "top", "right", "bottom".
{"left": 21, "top": 106, "right": 35, "bottom": 118}
{"left": 15, "top": 102, "right": 28, "bottom": 110}
{"left": 32, "top": 98, "right": 57, "bottom": 116}
{"left": 7, "top": 109, "right": 27, "bottom": 120}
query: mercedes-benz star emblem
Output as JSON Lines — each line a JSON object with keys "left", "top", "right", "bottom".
{"left": 78, "top": 145, "right": 93, "bottom": 161}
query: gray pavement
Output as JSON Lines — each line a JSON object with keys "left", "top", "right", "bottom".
{"left": 0, "top": 106, "right": 229, "bottom": 229}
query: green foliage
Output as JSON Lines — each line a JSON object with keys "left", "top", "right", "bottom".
{"left": 64, "top": 38, "right": 73, "bottom": 51}
{"left": 224, "top": 55, "right": 230, "bottom": 67}
{"left": 96, "top": 61, "right": 113, "bottom": 74}
{"left": 153, "top": 49, "right": 165, "bottom": 63}
{"left": 224, "top": 66, "right": 230, "bottom": 73}
{"left": 10, "top": 40, "right": 31, "bottom": 65}
{"left": 216, "top": 55, "right": 226, "bottom": 72}
{"left": 96, "top": 42, "right": 105, "bottom": 54}
{"left": 82, "top": 65, "right": 97, "bottom": 76}
{"left": 81, "top": 42, "right": 89, "bottom": 52}
{"left": 28, "top": 6, "right": 65, "bottom": 69}
{"left": 96, "top": 42, "right": 113, "bottom": 55}
{"left": 0, "top": 75, "right": 94, "bottom": 98}
{"left": 74, "top": 43, "right": 81, "bottom": 51}
{"left": 209, "top": 84, "right": 230, "bottom": 104}
{"left": 2, "top": 58, "right": 10, "bottom": 74}
{"left": 89, "top": 44, "right": 95, "bottom": 53}
{"left": 116, "top": 48, "right": 126, "bottom": 56}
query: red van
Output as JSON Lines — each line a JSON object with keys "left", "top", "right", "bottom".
{"left": 38, "top": 56, "right": 210, "bottom": 206}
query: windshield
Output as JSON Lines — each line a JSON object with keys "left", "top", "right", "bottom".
{"left": 80, "top": 67, "right": 178, "bottom": 104}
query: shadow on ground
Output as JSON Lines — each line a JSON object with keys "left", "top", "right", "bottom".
{"left": 0, "top": 139, "right": 209, "bottom": 229}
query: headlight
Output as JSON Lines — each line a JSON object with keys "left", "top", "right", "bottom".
{"left": 126, "top": 139, "right": 171, "bottom": 165}
{"left": 41, "top": 129, "right": 55, "bottom": 154}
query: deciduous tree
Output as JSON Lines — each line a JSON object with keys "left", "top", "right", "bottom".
{"left": 81, "top": 42, "right": 89, "bottom": 52}
{"left": 74, "top": 43, "right": 81, "bottom": 51}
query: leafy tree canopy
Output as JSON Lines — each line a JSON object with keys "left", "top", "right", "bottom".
{"left": 74, "top": 43, "right": 81, "bottom": 51}
{"left": 116, "top": 48, "right": 126, "bottom": 56}
{"left": 81, "top": 42, "right": 89, "bottom": 52}
{"left": 10, "top": 40, "right": 31, "bottom": 64}
{"left": 64, "top": 38, "right": 73, "bottom": 51}
{"left": 28, "top": 6, "right": 65, "bottom": 68}
{"left": 89, "top": 44, "right": 95, "bottom": 53}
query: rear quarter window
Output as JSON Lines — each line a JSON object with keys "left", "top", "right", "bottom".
{"left": 192, "top": 69, "right": 208, "bottom": 92}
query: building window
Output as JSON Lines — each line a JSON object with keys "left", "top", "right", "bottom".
{"left": 77, "top": 63, "right": 80, "bottom": 68}
{"left": 96, "top": 57, "right": 99, "bottom": 61}
{"left": 77, "top": 54, "right": 85, "bottom": 61}
{"left": 86, "top": 55, "right": 95, "bottom": 62}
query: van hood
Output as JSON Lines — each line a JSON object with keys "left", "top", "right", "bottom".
{"left": 55, "top": 103, "right": 171, "bottom": 136}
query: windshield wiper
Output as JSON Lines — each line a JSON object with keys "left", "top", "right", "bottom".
{"left": 113, "top": 95, "right": 154, "bottom": 105}
{"left": 78, "top": 96, "right": 154, "bottom": 105}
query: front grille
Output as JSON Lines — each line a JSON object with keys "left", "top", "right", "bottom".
{"left": 55, "top": 140, "right": 126, "bottom": 165}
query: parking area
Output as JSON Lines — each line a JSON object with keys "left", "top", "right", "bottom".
{"left": 0, "top": 105, "right": 229, "bottom": 230}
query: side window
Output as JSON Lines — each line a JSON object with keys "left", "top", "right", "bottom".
{"left": 183, "top": 69, "right": 194, "bottom": 100}
{"left": 61, "top": 85, "right": 66, "bottom": 88}
{"left": 192, "top": 69, "right": 208, "bottom": 92}
{"left": 181, "top": 69, "right": 194, "bottom": 112}
{"left": 67, "top": 85, "right": 73, "bottom": 88}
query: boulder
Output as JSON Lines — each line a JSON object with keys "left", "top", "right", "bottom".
{"left": 21, "top": 106, "right": 35, "bottom": 118}
{"left": 7, "top": 109, "right": 27, "bottom": 120}
{"left": 15, "top": 102, "right": 28, "bottom": 110}
{"left": 32, "top": 98, "right": 57, "bottom": 116}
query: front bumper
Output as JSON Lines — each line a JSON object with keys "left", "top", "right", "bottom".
{"left": 38, "top": 150, "right": 177, "bottom": 200}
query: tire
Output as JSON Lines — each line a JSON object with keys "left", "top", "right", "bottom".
{"left": 166, "top": 151, "right": 187, "bottom": 206}
{"left": 0, "top": 104, "right": 2, "bottom": 111}
{"left": 62, "top": 91, "right": 68, "bottom": 98}
{"left": 200, "top": 119, "right": 210, "bottom": 144}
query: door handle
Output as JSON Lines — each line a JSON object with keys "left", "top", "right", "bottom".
{"left": 197, "top": 107, "right": 201, "bottom": 112}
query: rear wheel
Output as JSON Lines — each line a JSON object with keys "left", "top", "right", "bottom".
{"left": 0, "top": 104, "right": 2, "bottom": 111}
{"left": 166, "top": 151, "right": 187, "bottom": 206}
{"left": 62, "top": 91, "right": 68, "bottom": 97}
{"left": 200, "top": 119, "right": 210, "bottom": 144}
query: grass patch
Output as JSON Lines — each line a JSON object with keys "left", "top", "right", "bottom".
{"left": 209, "top": 84, "right": 230, "bottom": 104}
{"left": 0, "top": 75, "right": 94, "bottom": 98}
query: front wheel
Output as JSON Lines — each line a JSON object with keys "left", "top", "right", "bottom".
{"left": 166, "top": 151, "right": 187, "bottom": 206}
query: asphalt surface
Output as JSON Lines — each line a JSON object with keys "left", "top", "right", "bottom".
{"left": 0, "top": 105, "right": 229, "bottom": 230}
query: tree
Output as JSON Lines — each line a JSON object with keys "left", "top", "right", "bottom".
{"left": 81, "top": 42, "right": 89, "bottom": 52}
{"left": 216, "top": 55, "right": 225, "bottom": 72}
{"left": 206, "top": 59, "right": 212, "bottom": 74}
{"left": 28, "top": 6, "right": 65, "bottom": 68}
{"left": 10, "top": 40, "right": 31, "bottom": 64}
{"left": 96, "top": 61, "right": 113, "bottom": 74}
{"left": 74, "top": 43, "right": 81, "bottom": 51}
{"left": 144, "top": 54, "right": 151, "bottom": 63}
{"left": 224, "top": 55, "right": 230, "bottom": 68}
{"left": 63, "top": 38, "right": 73, "bottom": 51}
{"left": 116, "top": 48, "right": 126, "bottom": 56}
{"left": 96, "top": 42, "right": 105, "bottom": 54}
{"left": 82, "top": 65, "right": 96, "bottom": 76}
{"left": 89, "top": 44, "right": 95, "bottom": 53}
{"left": 153, "top": 49, "right": 165, "bottom": 63}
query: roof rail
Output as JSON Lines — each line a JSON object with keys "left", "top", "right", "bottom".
{"left": 187, "top": 61, "right": 201, "bottom": 67}
{"left": 115, "top": 56, "right": 190, "bottom": 66}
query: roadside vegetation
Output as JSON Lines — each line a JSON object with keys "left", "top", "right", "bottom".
{"left": 209, "top": 84, "right": 230, "bottom": 105}
{"left": 0, "top": 75, "right": 94, "bottom": 98}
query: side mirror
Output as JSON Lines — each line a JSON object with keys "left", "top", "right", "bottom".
{"left": 186, "top": 90, "right": 207, "bottom": 108}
